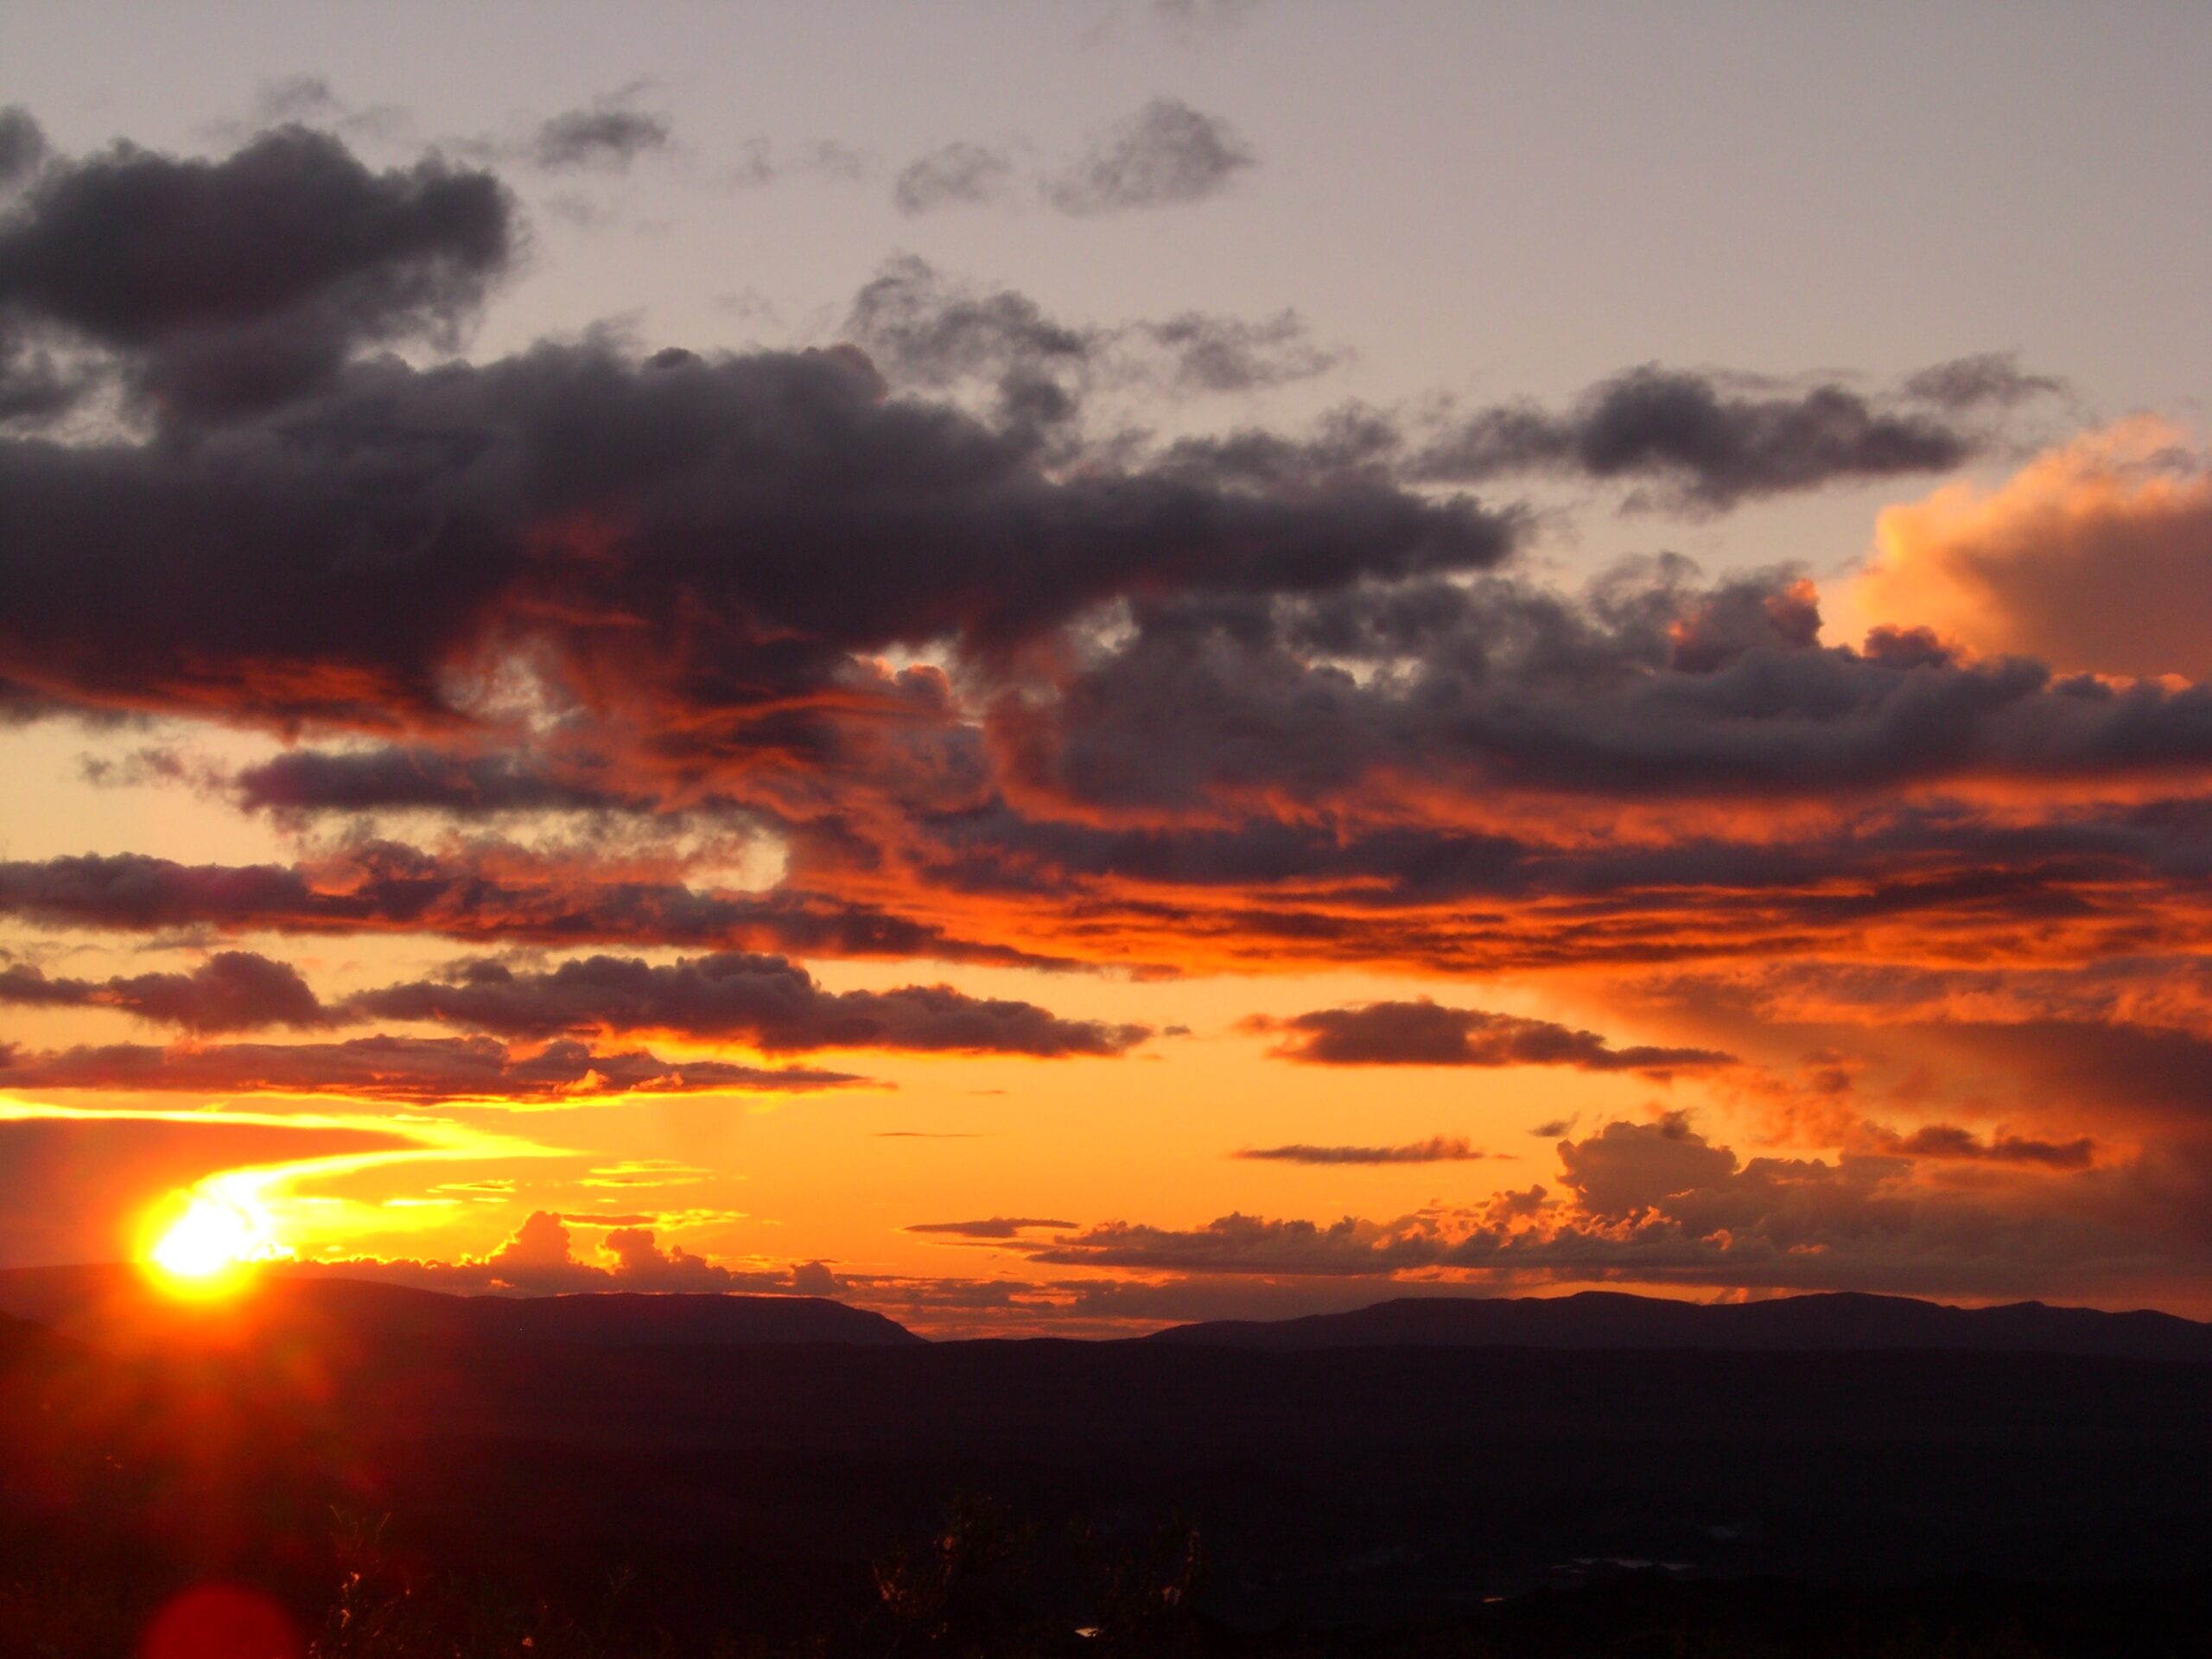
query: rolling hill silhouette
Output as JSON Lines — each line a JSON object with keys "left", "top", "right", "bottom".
{"left": 3, "top": 1272, "right": 2209, "bottom": 1646}
{"left": 1144, "top": 1289, "right": 2212, "bottom": 1361}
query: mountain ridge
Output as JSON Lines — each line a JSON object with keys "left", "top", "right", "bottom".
{"left": 1141, "top": 1287, "right": 2212, "bottom": 1361}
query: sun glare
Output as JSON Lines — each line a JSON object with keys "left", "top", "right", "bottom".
{"left": 145, "top": 1188, "right": 287, "bottom": 1295}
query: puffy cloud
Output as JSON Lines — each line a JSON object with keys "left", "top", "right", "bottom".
{"left": 0, "top": 121, "right": 513, "bottom": 416}
{"left": 0, "top": 1033, "right": 858, "bottom": 1103}
{"left": 1046, "top": 98, "right": 1255, "bottom": 215}
{"left": 1245, "top": 999, "right": 1731, "bottom": 1074}
{"left": 348, "top": 950, "right": 1147, "bottom": 1056}
{"left": 308, "top": 1208, "right": 840, "bottom": 1297}
{"left": 0, "top": 950, "right": 327, "bottom": 1031}
{"left": 1853, "top": 419, "right": 2212, "bottom": 679}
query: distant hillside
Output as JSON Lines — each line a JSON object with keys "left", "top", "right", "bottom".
{"left": 1144, "top": 1289, "right": 2212, "bottom": 1362}
{"left": 0, "top": 1263, "right": 922, "bottom": 1355}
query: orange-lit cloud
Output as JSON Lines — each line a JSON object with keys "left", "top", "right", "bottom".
{"left": 1853, "top": 419, "right": 2212, "bottom": 678}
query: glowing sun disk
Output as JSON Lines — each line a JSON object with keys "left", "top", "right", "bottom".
{"left": 147, "top": 1190, "right": 285, "bottom": 1291}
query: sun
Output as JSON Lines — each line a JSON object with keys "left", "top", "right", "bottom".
{"left": 143, "top": 1188, "right": 287, "bottom": 1296}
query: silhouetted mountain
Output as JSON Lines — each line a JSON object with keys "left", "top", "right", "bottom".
{"left": 3, "top": 1275, "right": 2210, "bottom": 1647}
{"left": 0, "top": 1264, "right": 921, "bottom": 1355}
{"left": 1144, "top": 1288, "right": 2212, "bottom": 1361}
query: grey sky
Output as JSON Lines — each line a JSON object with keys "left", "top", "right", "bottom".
{"left": 4, "top": 0, "right": 2206, "bottom": 584}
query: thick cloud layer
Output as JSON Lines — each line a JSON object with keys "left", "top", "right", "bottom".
{"left": 4, "top": 114, "right": 2208, "bottom": 1315}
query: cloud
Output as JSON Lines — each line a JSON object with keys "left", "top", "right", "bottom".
{"left": 892, "top": 99, "right": 1255, "bottom": 219}
{"left": 843, "top": 254, "right": 1093, "bottom": 406}
{"left": 0, "top": 106, "right": 48, "bottom": 187}
{"left": 531, "top": 100, "right": 671, "bottom": 172}
{"left": 904, "top": 1217, "right": 1077, "bottom": 1239}
{"left": 1881, "top": 1125, "right": 2096, "bottom": 1170}
{"left": 1235, "top": 1137, "right": 1484, "bottom": 1165}
{"left": 0, "top": 842, "right": 1069, "bottom": 969}
{"left": 1853, "top": 419, "right": 2212, "bottom": 679}
{"left": 1899, "top": 352, "right": 2065, "bottom": 410}
{"left": 1046, "top": 98, "right": 1255, "bottom": 215}
{"left": 0, "top": 120, "right": 513, "bottom": 416}
{"left": 348, "top": 950, "right": 1147, "bottom": 1056}
{"left": 1021, "top": 1115, "right": 2208, "bottom": 1301}
{"left": 0, "top": 328, "right": 1507, "bottom": 730}
{"left": 1138, "top": 309, "right": 1342, "bottom": 393}
{"left": 840, "top": 257, "right": 1339, "bottom": 420}
{"left": 309, "top": 1209, "right": 815, "bottom": 1294}
{"left": 0, "top": 950, "right": 328, "bottom": 1031}
{"left": 988, "top": 560, "right": 2212, "bottom": 822}
{"left": 1408, "top": 365, "right": 2014, "bottom": 510}
{"left": 0, "top": 1033, "right": 859, "bottom": 1103}
{"left": 893, "top": 142, "right": 1020, "bottom": 214}
{"left": 1244, "top": 1001, "right": 1732, "bottom": 1073}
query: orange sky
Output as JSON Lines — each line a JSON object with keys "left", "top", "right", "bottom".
{"left": 3, "top": 27, "right": 2210, "bottom": 1332}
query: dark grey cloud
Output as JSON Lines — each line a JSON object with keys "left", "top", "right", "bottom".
{"left": 1245, "top": 999, "right": 1732, "bottom": 1073}
{"left": 531, "top": 104, "right": 671, "bottom": 172}
{"left": 842, "top": 257, "right": 1339, "bottom": 418}
{"left": 348, "top": 950, "right": 1147, "bottom": 1056}
{"left": 0, "top": 950, "right": 327, "bottom": 1032}
{"left": 1883, "top": 1125, "right": 2096, "bottom": 1170}
{"left": 232, "top": 747, "right": 654, "bottom": 817}
{"left": 905, "top": 1217, "right": 1076, "bottom": 1238}
{"left": 0, "top": 106, "right": 48, "bottom": 187}
{"left": 1408, "top": 365, "right": 1984, "bottom": 509}
{"left": 0, "top": 842, "right": 1070, "bottom": 969}
{"left": 1140, "top": 308, "right": 1341, "bottom": 393}
{"left": 0, "top": 122, "right": 514, "bottom": 416}
{"left": 1900, "top": 352, "right": 2065, "bottom": 410}
{"left": 0, "top": 283, "right": 1504, "bottom": 733}
{"left": 844, "top": 253, "right": 1093, "bottom": 390}
{"left": 1236, "top": 1137, "right": 1484, "bottom": 1165}
{"left": 1046, "top": 97, "right": 1255, "bottom": 215}
{"left": 991, "top": 563, "right": 2212, "bottom": 823}
{"left": 893, "top": 141, "right": 1020, "bottom": 214}
{"left": 0, "top": 1032, "right": 858, "bottom": 1103}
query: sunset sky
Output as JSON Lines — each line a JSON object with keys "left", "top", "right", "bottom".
{"left": 3, "top": 0, "right": 2210, "bottom": 1332}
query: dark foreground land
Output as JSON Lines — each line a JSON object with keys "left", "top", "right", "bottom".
{"left": 1, "top": 1270, "right": 2207, "bottom": 1656}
